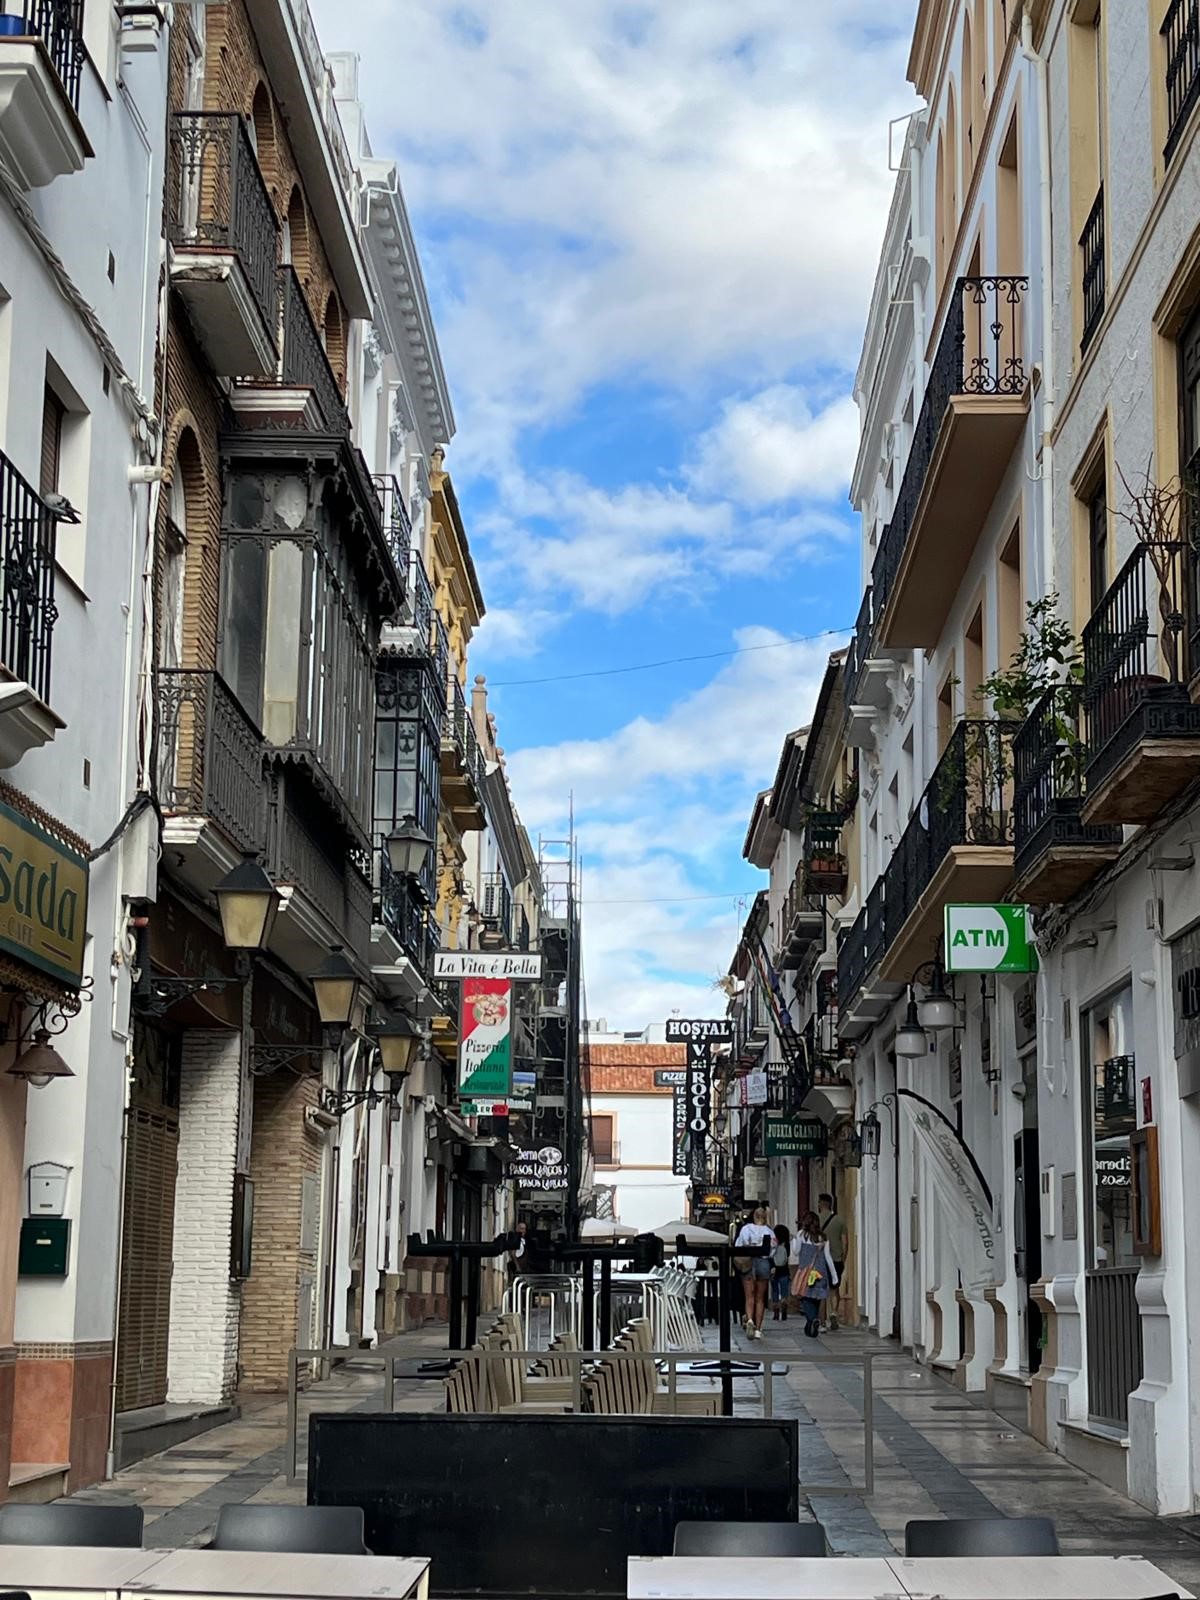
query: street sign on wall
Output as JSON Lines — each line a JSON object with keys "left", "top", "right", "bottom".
{"left": 764, "top": 1115, "right": 827, "bottom": 1158}
{"left": 944, "top": 904, "right": 1038, "bottom": 973}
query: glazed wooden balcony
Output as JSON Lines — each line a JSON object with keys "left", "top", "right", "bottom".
{"left": 872, "top": 276, "right": 1030, "bottom": 651}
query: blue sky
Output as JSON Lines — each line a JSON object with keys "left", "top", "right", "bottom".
{"left": 312, "top": 0, "right": 919, "bottom": 1025}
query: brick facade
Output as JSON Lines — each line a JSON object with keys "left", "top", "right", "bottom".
{"left": 239, "top": 1069, "right": 322, "bottom": 1391}
{"left": 588, "top": 1044, "right": 684, "bottom": 1095}
{"left": 168, "top": 1031, "right": 242, "bottom": 1405}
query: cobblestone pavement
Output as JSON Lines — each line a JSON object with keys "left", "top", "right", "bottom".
{"left": 69, "top": 1317, "right": 1200, "bottom": 1587}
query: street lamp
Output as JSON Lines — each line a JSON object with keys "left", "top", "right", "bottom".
{"left": 213, "top": 855, "right": 281, "bottom": 955}
{"left": 372, "top": 1005, "right": 421, "bottom": 1080}
{"left": 915, "top": 956, "right": 957, "bottom": 1032}
{"left": 310, "top": 945, "right": 363, "bottom": 1028}
{"left": 7, "top": 1030, "right": 74, "bottom": 1089}
{"left": 895, "top": 986, "right": 929, "bottom": 1058}
{"left": 858, "top": 1110, "right": 881, "bottom": 1159}
{"left": 385, "top": 815, "right": 434, "bottom": 879}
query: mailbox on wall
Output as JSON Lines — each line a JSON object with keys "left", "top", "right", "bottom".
{"left": 19, "top": 1217, "right": 70, "bottom": 1276}
{"left": 26, "top": 1161, "right": 71, "bottom": 1217}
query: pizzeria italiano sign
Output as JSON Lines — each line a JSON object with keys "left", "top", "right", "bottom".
{"left": 0, "top": 799, "right": 88, "bottom": 988}
{"left": 458, "top": 978, "right": 513, "bottom": 1100}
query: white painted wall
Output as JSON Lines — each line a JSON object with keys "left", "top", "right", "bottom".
{"left": 591, "top": 1091, "right": 686, "bottom": 1233}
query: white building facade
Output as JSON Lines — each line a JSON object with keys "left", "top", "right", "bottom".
{"left": 587, "top": 1041, "right": 689, "bottom": 1234}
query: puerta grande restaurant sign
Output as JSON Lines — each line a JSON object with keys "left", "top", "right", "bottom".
{"left": 944, "top": 904, "right": 1038, "bottom": 974}
{"left": 764, "top": 1115, "right": 827, "bottom": 1158}
{"left": 0, "top": 799, "right": 88, "bottom": 989}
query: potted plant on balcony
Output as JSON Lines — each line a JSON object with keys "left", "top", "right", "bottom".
{"left": 976, "top": 594, "right": 1086, "bottom": 800}
{"left": 1114, "top": 461, "right": 1195, "bottom": 692}
{"left": 803, "top": 809, "right": 848, "bottom": 896}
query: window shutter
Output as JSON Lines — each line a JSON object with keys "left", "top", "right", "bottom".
{"left": 40, "top": 386, "right": 64, "bottom": 498}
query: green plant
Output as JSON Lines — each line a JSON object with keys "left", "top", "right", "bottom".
{"left": 977, "top": 594, "right": 1082, "bottom": 718}
{"left": 1114, "top": 460, "right": 1197, "bottom": 684}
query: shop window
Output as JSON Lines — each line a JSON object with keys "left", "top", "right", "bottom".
{"left": 1082, "top": 984, "right": 1136, "bottom": 1269}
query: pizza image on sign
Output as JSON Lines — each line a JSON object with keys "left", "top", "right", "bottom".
{"left": 458, "top": 977, "right": 514, "bottom": 1099}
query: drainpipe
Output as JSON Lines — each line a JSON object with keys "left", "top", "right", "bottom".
{"left": 1022, "top": 3, "right": 1057, "bottom": 603}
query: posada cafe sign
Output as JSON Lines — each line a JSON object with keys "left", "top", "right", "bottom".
{"left": 0, "top": 798, "right": 88, "bottom": 988}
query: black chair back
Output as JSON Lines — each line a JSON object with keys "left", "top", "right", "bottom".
{"left": 673, "top": 1521, "right": 826, "bottom": 1557}
{"left": 904, "top": 1516, "right": 1059, "bottom": 1557}
{"left": 212, "top": 1505, "right": 369, "bottom": 1555}
{"left": 0, "top": 1503, "right": 144, "bottom": 1548}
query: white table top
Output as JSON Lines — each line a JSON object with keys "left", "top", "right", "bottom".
{"left": 892, "top": 1555, "right": 1190, "bottom": 1599}
{"left": 628, "top": 1557, "right": 903, "bottom": 1599}
{"left": 132, "top": 1548, "right": 430, "bottom": 1599}
{"left": 0, "top": 1545, "right": 430, "bottom": 1600}
{"left": 628, "top": 1554, "right": 1192, "bottom": 1600}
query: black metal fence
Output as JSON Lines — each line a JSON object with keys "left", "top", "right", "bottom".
{"left": 155, "top": 669, "right": 266, "bottom": 854}
{"left": 280, "top": 265, "right": 348, "bottom": 433}
{"left": 170, "top": 113, "right": 280, "bottom": 343}
{"left": 1082, "top": 542, "right": 1191, "bottom": 783}
{"left": 1080, "top": 185, "right": 1105, "bottom": 354}
{"left": 1013, "top": 684, "right": 1120, "bottom": 875}
{"left": 873, "top": 276, "right": 1028, "bottom": 618}
{"left": 21, "top": 0, "right": 84, "bottom": 111}
{"left": 0, "top": 449, "right": 57, "bottom": 706}
{"left": 1085, "top": 1269, "right": 1143, "bottom": 1430}
{"left": 445, "top": 673, "right": 486, "bottom": 796}
{"left": 1164, "top": 0, "right": 1200, "bottom": 161}
{"left": 480, "top": 872, "right": 513, "bottom": 943}
{"left": 371, "top": 474, "right": 413, "bottom": 585}
{"left": 376, "top": 848, "right": 435, "bottom": 973}
{"left": 844, "top": 586, "right": 873, "bottom": 706}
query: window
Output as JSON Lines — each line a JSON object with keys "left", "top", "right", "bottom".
{"left": 374, "top": 659, "right": 440, "bottom": 902}
{"left": 40, "top": 384, "right": 64, "bottom": 500}
{"left": 1071, "top": 3, "right": 1106, "bottom": 353}
{"left": 1082, "top": 985, "right": 1136, "bottom": 1270}
{"left": 40, "top": 366, "right": 88, "bottom": 588}
{"left": 1180, "top": 302, "right": 1200, "bottom": 481}
{"left": 591, "top": 1114, "right": 616, "bottom": 1166}
{"left": 1087, "top": 475, "right": 1108, "bottom": 608}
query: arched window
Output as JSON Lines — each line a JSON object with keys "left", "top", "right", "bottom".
{"left": 285, "top": 186, "right": 309, "bottom": 282}
{"left": 974, "top": 0, "right": 989, "bottom": 104}
{"left": 962, "top": 18, "right": 975, "bottom": 180}
{"left": 250, "top": 83, "right": 275, "bottom": 190}
{"left": 935, "top": 129, "right": 948, "bottom": 286}
{"left": 944, "top": 87, "right": 959, "bottom": 279}
{"left": 323, "top": 293, "right": 345, "bottom": 388}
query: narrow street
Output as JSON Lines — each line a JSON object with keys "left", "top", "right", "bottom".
{"left": 67, "top": 1324, "right": 1200, "bottom": 1590}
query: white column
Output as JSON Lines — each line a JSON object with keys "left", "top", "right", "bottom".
{"left": 167, "top": 1031, "right": 242, "bottom": 1405}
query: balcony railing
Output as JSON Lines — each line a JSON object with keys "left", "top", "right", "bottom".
{"left": 1080, "top": 185, "right": 1105, "bottom": 355}
{"left": 155, "top": 670, "right": 266, "bottom": 854}
{"left": 1014, "top": 684, "right": 1122, "bottom": 882}
{"left": 873, "top": 276, "right": 1029, "bottom": 619}
{"left": 480, "top": 872, "right": 513, "bottom": 945}
{"left": 514, "top": 904, "right": 532, "bottom": 951}
{"left": 1082, "top": 541, "right": 1193, "bottom": 791}
{"left": 279, "top": 265, "right": 347, "bottom": 433}
{"left": 1164, "top": 0, "right": 1200, "bottom": 161}
{"left": 0, "top": 448, "right": 56, "bottom": 705}
{"left": 1085, "top": 1268, "right": 1143, "bottom": 1430}
{"left": 371, "top": 475, "right": 413, "bottom": 582}
{"left": 284, "top": 0, "right": 357, "bottom": 206}
{"left": 376, "top": 848, "right": 436, "bottom": 973}
{"left": 270, "top": 776, "right": 370, "bottom": 961}
{"left": 18, "top": 0, "right": 85, "bottom": 112}
{"left": 445, "top": 673, "right": 486, "bottom": 797}
{"left": 169, "top": 113, "right": 279, "bottom": 343}
{"left": 804, "top": 810, "right": 848, "bottom": 896}
{"left": 844, "top": 587, "right": 873, "bottom": 706}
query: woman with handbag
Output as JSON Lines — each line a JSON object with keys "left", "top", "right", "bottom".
{"left": 790, "top": 1212, "right": 839, "bottom": 1338}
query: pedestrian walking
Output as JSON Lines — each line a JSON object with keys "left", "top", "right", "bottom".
{"left": 790, "top": 1212, "right": 839, "bottom": 1338}
{"left": 818, "top": 1192, "right": 848, "bottom": 1329}
{"left": 769, "top": 1223, "right": 791, "bottom": 1321}
{"left": 733, "top": 1207, "right": 774, "bottom": 1339}
{"left": 506, "top": 1220, "right": 528, "bottom": 1285}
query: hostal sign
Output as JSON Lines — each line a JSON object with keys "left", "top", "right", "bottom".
{"left": 0, "top": 799, "right": 88, "bottom": 989}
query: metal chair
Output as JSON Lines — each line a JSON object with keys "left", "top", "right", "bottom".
{"left": 0, "top": 1502, "right": 144, "bottom": 1548}
{"left": 673, "top": 1521, "right": 826, "bottom": 1557}
{"left": 211, "top": 1504, "right": 369, "bottom": 1555}
{"left": 904, "top": 1516, "right": 1059, "bottom": 1557}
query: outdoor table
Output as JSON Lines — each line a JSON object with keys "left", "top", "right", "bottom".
{"left": 628, "top": 1554, "right": 1192, "bottom": 1600}
{"left": 0, "top": 1545, "right": 431, "bottom": 1600}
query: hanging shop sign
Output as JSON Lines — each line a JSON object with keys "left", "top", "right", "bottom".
{"left": 665, "top": 1018, "right": 733, "bottom": 1043}
{"left": 0, "top": 798, "right": 88, "bottom": 989}
{"left": 458, "top": 978, "right": 513, "bottom": 1100}
{"left": 435, "top": 950, "right": 543, "bottom": 981}
{"left": 696, "top": 1185, "right": 732, "bottom": 1211}
{"left": 730, "top": 1070, "right": 768, "bottom": 1108}
{"left": 512, "top": 1142, "right": 569, "bottom": 1192}
{"left": 685, "top": 1038, "right": 711, "bottom": 1182}
{"left": 764, "top": 1114, "right": 827, "bottom": 1158}
{"left": 672, "top": 1081, "right": 689, "bottom": 1176}
{"left": 944, "top": 904, "right": 1038, "bottom": 974}
{"left": 460, "top": 1099, "right": 511, "bottom": 1117}
{"left": 655, "top": 1068, "right": 687, "bottom": 1087}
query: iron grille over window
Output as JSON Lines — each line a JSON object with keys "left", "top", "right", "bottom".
{"left": 1163, "top": 0, "right": 1200, "bottom": 162}
{"left": 1080, "top": 185, "right": 1105, "bottom": 354}
{"left": 0, "top": 448, "right": 57, "bottom": 706}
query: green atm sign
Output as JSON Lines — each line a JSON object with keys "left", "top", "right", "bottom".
{"left": 944, "top": 904, "right": 1037, "bottom": 973}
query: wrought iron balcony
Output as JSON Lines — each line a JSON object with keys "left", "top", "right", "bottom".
{"left": 169, "top": 113, "right": 279, "bottom": 376}
{"left": 279, "top": 265, "right": 348, "bottom": 433}
{"left": 878, "top": 718, "right": 1020, "bottom": 979}
{"left": 803, "top": 810, "right": 848, "bottom": 896}
{"left": 779, "top": 871, "right": 824, "bottom": 971}
{"left": 1013, "top": 684, "right": 1121, "bottom": 904}
{"left": 1080, "top": 185, "right": 1105, "bottom": 355}
{"left": 155, "top": 669, "right": 266, "bottom": 856}
{"left": 441, "top": 672, "right": 486, "bottom": 827}
{"left": 1163, "top": 0, "right": 1200, "bottom": 161}
{"left": 0, "top": 448, "right": 57, "bottom": 706}
{"left": 1081, "top": 541, "right": 1200, "bottom": 823}
{"left": 375, "top": 848, "right": 436, "bottom": 973}
{"left": 371, "top": 475, "right": 413, "bottom": 585}
{"left": 844, "top": 587, "right": 873, "bottom": 707}
{"left": 872, "top": 275, "right": 1029, "bottom": 649}
{"left": 479, "top": 872, "right": 513, "bottom": 946}
{"left": 18, "top": 0, "right": 84, "bottom": 110}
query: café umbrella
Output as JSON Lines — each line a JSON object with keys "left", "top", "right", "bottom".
{"left": 579, "top": 1217, "right": 637, "bottom": 1240}
{"left": 650, "top": 1220, "right": 728, "bottom": 1247}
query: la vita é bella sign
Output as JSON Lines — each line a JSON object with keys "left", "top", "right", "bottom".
{"left": 0, "top": 799, "right": 88, "bottom": 989}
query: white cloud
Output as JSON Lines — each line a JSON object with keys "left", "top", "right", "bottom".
{"left": 470, "top": 604, "right": 561, "bottom": 660}
{"left": 686, "top": 388, "right": 860, "bottom": 506}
